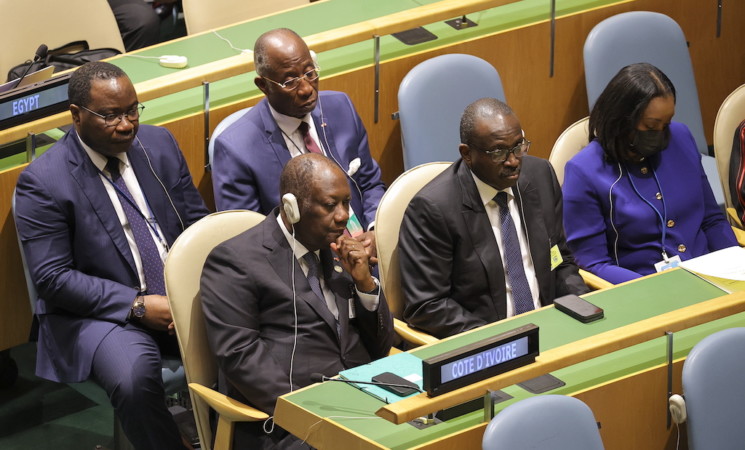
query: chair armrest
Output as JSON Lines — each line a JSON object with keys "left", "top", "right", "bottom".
{"left": 727, "top": 207, "right": 743, "bottom": 228}
{"left": 189, "top": 383, "right": 269, "bottom": 422}
{"left": 394, "top": 318, "right": 439, "bottom": 347}
{"left": 579, "top": 269, "right": 614, "bottom": 290}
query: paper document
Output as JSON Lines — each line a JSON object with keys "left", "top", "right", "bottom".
{"left": 679, "top": 246, "right": 745, "bottom": 293}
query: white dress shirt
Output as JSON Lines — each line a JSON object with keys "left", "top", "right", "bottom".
{"left": 470, "top": 172, "right": 541, "bottom": 316}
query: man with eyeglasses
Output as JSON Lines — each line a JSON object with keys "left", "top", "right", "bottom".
{"left": 211, "top": 28, "right": 385, "bottom": 262}
{"left": 14, "top": 61, "right": 208, "bottom": 449}
{"left": 399, "top": 98, "right": 588, "bottom": 339}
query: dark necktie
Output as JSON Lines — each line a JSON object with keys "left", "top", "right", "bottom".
{"left": 495, "top": 192, "right": 534, "bottom": 315}
{"left": 106, "top": 157, "right": 165, "bottom": 296}
{"left": 298, "top": 122, "right": 323, "bottom": 155}
{"left": 302, "top": 252, "right": 325, "bottom": 303}
{"left": 302, "top": 252, "right": 341, "bottom": 335}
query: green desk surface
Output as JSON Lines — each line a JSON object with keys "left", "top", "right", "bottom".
{"left": 113, "top": 0, "right": 624, "bottom": 125}
{"left": 1, "top": 0, "right": 624, "bottom": 169}
{"left": 279, "top": 269, "right": 738, "bottom": 449}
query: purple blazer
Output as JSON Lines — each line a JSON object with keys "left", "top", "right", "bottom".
{"left": 211, "top": 91, "right": 385, "bottom": 230}
{"left": 562, "top": 121, "right": 737, "bottom": 284}
{"left": 15, "top": 126, "right": 208, "bottom": 383}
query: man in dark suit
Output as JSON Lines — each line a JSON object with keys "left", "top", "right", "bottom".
{"left": 201, "top": 153, "right": 394, "bottom": 449}
{"left": 399, "top": 98, "right": 589, "bottom": 339}
{"left": 14, "top": 62, "right": 208, "bottom": 449}
{"left": 211, "top": 28, "right": 385, "bottom": 259}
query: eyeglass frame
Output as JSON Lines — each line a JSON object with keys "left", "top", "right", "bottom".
{"left": 78, "top": 103, "right": 145, "bottom": 127}
{"left": 261, "top": 67, "right": 321, "bottom": 91}
{"left": 474, "top": 138, "right": 531, "bottom": 163}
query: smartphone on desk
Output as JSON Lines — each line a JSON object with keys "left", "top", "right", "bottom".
{"left": 372, "top": 372, "right": 419, "bottom": 397}
{"left": 554, "top": 294, "right": 604, "bottom": 323}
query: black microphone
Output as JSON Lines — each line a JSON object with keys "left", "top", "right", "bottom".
{"left": 13, "top": 44, "right": 49, "bottom": 89}
{"left": 310, "top": 372, "right": 423, "bottom": 394}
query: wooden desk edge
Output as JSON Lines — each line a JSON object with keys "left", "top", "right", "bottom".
{"left": 377, "top": 289, "right": 745, "bottom": 424}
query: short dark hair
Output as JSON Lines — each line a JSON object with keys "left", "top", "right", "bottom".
{"left": 68, "top": 61, "right": 128, "bottom": 107}
{"left": 254, "top": 28, "right": 303, "bottom": 78}
{"left": 460, "top": 98, "right": 514, "bottom": 147}
{"left": 280, "top": 153, "right": 340, "bottom": 210}
{"left": 589, "top": 63, "right": 676, "bottom": 163}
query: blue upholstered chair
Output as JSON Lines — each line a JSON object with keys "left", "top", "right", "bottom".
{"left": 397, "top": 54, "right": 505, "bottom": 170}
{"left": 583, "top": 11, "right": 725, "bottom": 208}
{"left": 208, "top": 107, "right": 253, "bottom": 170}
{"left": 482, "top": 395, "right": 604, "bottom": 450}
{"left": 680, "top": 327, "right": 745, "bottom": 450}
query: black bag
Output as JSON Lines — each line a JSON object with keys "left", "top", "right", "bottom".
{"left": 6, "top": 41, "right": 121, "bottom": 82}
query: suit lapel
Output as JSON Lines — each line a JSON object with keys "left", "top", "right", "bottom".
{"left": 259, "top": 100, "right": 292, "bottom": 168}
{"left": 455, "top": 161, "right": 506, "bottom": 318}
{"left": 66, "top": 131, "right": 138, "bottom": 278}
{"left": 514, "top": 178, "right": 551, "bottom": 301}
{"left": 263, "top": 217, "right": 340, "bottom": 337}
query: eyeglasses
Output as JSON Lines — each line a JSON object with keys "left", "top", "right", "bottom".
{"left": 479, "top": 139, "right": 531, "bottom": 162}
{"left": 79, "top": 103, "right": 145, "bottom": 127}
{"left": 262, "top": 67, "right": 321, "bottom": 91}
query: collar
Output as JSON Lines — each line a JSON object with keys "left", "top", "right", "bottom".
{"left": 276, "top": 213, "right": 316, "bottom": 260}
{"left": 469, "top": 169, "right": 513, "bottom": 207}
{"left": 268, "top": 103, "right": 312, "bottom": 137}
{"left": 77, "top": 134, "right": 131, "bottom": 173}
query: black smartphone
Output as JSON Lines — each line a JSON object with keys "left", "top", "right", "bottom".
{"left": 553, "top": 294, "right": 604, "bottom": 323}
{"left": 371, "top": 372, "right": 419, "bottom": 396}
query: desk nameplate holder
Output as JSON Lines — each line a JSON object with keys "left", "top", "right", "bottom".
{"left": 423, "top": 323, "right": 540, "bottom": 397}
{"left": 0, "top": 74, "right": 71, "bottom": 131}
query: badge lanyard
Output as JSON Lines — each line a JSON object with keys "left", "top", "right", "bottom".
{"left": 625, "top": 163, "right": 669, "bottom": 262}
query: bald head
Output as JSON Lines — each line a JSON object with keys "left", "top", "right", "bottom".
{"left": 254, "top": 28, "right": 308, "bottom": 78}
{"left": 460, "top": 98, "right": 515, "bottom": 147}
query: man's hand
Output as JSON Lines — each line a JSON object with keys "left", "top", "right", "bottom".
{"left": 354, "top": 230, "right": 378, "bottom": 265}
{"left": 139, "top": 294, "right": 175, "bottom": 333}
{"left": 331, "top": 236, "right": 376, "bottom": 292}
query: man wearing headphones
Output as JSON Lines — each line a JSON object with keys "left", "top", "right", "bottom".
{"left": 14, "top": 61, "right": 209, "bottom": 449}
{"left": 399, "top": 98, "right": 589, "bottom": 339}
{"left": 211, "top": 28, "right": 385, "bottom": 261}
{"left": 201, "top": 154, "right": 394, "bottom": 449}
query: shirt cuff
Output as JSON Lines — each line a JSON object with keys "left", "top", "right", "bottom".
{"left": 355, "top": 277, "right": 380, "bottom": 311}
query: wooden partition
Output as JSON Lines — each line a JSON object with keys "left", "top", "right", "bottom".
{"left": 1, "top": 0, "right": 743, "bottom": 353}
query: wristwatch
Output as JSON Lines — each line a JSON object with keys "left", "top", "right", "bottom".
{"left": 131, "top": 296, "right": 146, "bottom": 319}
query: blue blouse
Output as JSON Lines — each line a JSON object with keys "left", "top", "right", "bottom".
{"left": 562, "top": 122, "right": 737, "bottom": 284}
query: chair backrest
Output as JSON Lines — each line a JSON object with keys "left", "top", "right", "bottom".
{"left": 208, "top": 107, "right": 252, "bottom": 170}
{"left": 549, "top": 117, "right": 589, "bottom": 186}
{"left": 482, "top": 395, "right": 604, "bottom": 450}
{"left": 165, "top": 210, "right": 266, "bottom": 449}
{"left": 583, "top": 11, "right": 726, "bottom": 209}
{"left": 584, "top": 11, "right": 707, "bottom": 156}
{"left": 182, "top": 0, "right": 310, "bottom": 35}
{"left": 713, "top": 84, "right": 745, "bottom": 212}
{"left": 397, "top": 54, "right": 505, "bottom": 170}
{"left": 376, "top": 162, "right": 451, "bottom": 319}
{"left": 0, "top": 0, "right": 125, "bottom": 80}
{"left": 682, "top": 327, "right": 745, "bottom": 450}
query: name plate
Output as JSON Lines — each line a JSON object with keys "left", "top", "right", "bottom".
{"left": 0, "top": 74, "right": 71, "bottom": 130}
{"left": 423, "top": 323, "right": 539, "bottom": 397}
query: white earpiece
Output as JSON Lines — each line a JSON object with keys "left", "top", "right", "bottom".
{"left": 669, "top": 394, "right": 687, "bottom": 424}
{"left": 282, "top": 193, "right": 300, "bottom": 224}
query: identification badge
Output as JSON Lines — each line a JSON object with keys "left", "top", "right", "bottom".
{"left": 346, "top": 207, "right": 364, "bottom": 237}
{"left": 550, "top": 245, "right": 563, "bottom": 271}
{"left": 654, "top": 255, "right": 681, "bottom": 272}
